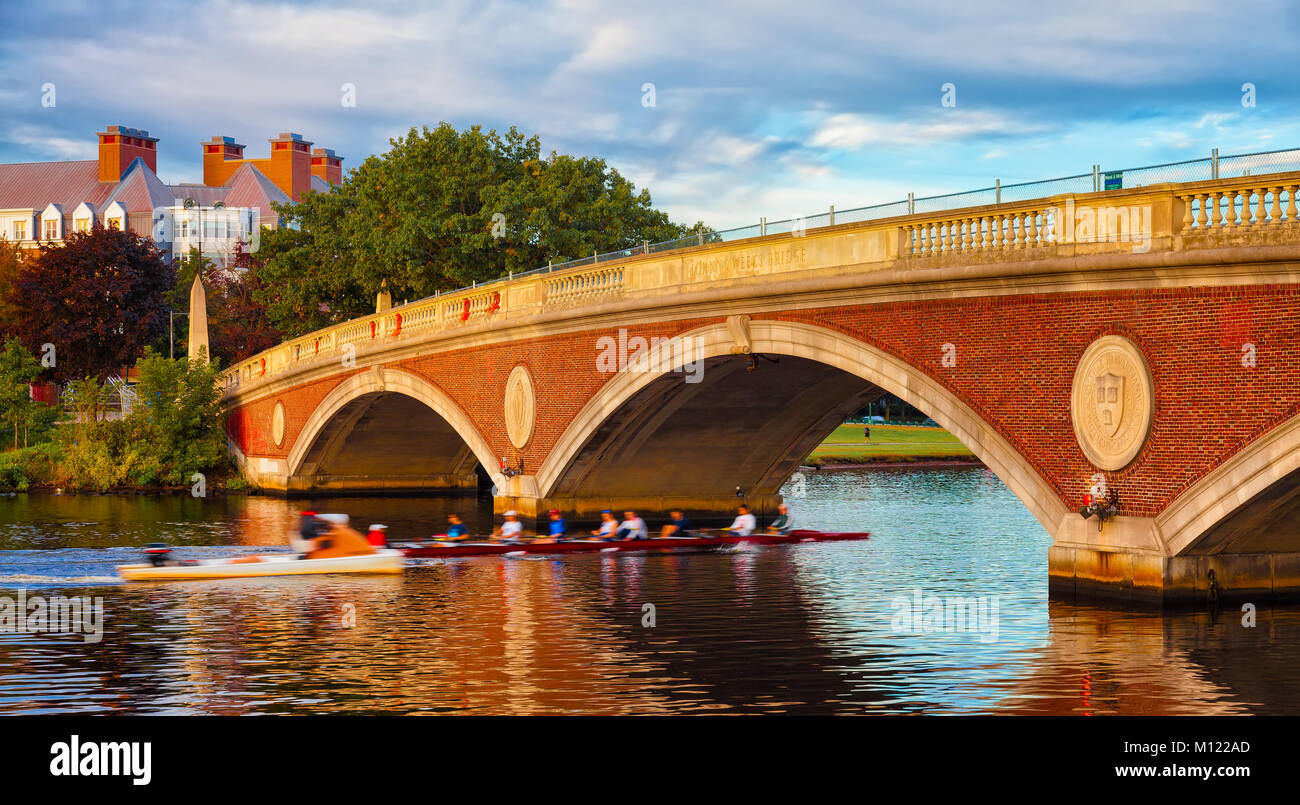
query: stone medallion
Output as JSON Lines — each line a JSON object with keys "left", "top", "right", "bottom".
{"left": 504, "top": 365, "right": 536, "bottom": 449}
{"left": 272, "top": 401, "right": 286, "bottom": 448}
{"left": 1070, "top": 335, "right": 1153, "bottom": 471}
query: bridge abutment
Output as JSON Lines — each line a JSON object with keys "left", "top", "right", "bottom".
{"left": 1049, "top": 546, "right": 1300, "bottom": 606}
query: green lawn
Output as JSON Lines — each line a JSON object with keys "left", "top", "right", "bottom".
{"left": 806, "top": 423, "right": 976, "bottom": 465}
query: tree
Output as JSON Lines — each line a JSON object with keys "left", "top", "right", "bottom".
{"left": 253, "top": 122, "right": 706, "bottom": 337}
{"left": 0, "top": 338, "right": 46, "bottom": 448}
{"left": 14, "top": 224, "right": 174, "bottom": 381}
{"left": 0, "top": 240, "right": 25, "bottom": 342}
{"left": 127, "top": 349, "right": 226, "bottom": 485}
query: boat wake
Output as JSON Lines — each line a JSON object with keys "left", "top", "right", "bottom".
{"left": 0, "top": 574, "right": 122, "bottom": 585}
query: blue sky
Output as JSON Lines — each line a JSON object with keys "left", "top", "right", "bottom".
{"left": 4, "top": 0, "right": 1300, "bottom": 230}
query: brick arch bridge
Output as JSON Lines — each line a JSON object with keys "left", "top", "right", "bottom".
{"left": 223, "top": 172, "right": 1300, "bottom": 603}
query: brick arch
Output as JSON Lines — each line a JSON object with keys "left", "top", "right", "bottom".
{"left": 1157, "top": 413, "right": 1300, "bottom": 555}
{"left": 286, "top": 368, "right": 499, "bottom": 485}
{"left": 537, "top": 319, "right": 1069, "bottom": 536}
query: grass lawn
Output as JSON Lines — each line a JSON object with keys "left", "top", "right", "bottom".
{"left": 806, "top": 423, "right": 977, "bottom": 465}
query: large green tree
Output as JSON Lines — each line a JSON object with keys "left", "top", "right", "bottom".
{"left": 14, "top": 224, "right": 174, "bottom": 381}
{"left": 253, "top": 122, "right": 706, "bottom": 337}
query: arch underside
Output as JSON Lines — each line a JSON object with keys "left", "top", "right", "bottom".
{"left": 291, "top": 391, "right": 482, "bottom": 493}
{"left": 1184, "top": 465, "right": 1300, "bottom": 554}
{"left": 538, "top": 320, "right": 1070, "bottom": 531}
{"left": 548, "top": 354, "right": 883, "bottom": 511}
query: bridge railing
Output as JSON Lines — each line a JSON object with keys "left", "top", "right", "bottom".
{"left": 224, "top": 163, "right": 1300, "bottom": 394}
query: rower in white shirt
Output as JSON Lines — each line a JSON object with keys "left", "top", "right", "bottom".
{"left": 615, "top": 510, "right": 648, "bottom": 541}
{"left": 726, "top": 505, "right": 757, "bottom": 536}
{"left": 494, "top": 510, "right": 524, "bottom": 542}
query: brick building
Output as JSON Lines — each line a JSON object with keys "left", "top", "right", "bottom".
{"left": 0, "top": 125, "right": 343, "bottom": 263}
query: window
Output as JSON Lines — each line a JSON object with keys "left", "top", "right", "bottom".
{"left": 12, "top": 220, "right": 26, "bottom": 240}
{"left": 75, "top": 218, "right": 89, "bottom": 233}
{"left": 43, "top": 219, "right": 59, "bottom": 240}
{"left": 179, "top": 218, "right": 189, "bottom": 239}
{"left": 107, "top": 217, "right": 122, "bottom": 230}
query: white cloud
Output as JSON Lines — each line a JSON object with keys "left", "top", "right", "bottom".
{"left": 808, "top": 111, "right": 1046, "bottom": 150}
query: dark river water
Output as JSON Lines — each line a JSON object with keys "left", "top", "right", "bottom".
{"left": 0, "top": 466, "right": 1294, "bottom": 715}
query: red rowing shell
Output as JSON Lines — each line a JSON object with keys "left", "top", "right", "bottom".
{"left": 402, "top": 529, "right": 869, "bottom": 558}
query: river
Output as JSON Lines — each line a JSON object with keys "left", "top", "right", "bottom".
{"left": 0, "top": 466, "right": 1294, "bottom": 715}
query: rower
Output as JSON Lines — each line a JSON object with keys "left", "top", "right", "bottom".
{"left": 591, "top": 511, "right": 618, "bottom": 539}
{"left": 615, "top": 510, "right": 647, "bottom": 541}
{"left": 723, "top": 504, "right": 757, "bottom": 537}
{"left": 440, "top": 513, "right": 469, "bottom": 541}
{"left": 494, "top": 510, "right": 524, "bottom": 542}
{"left": 765, "top": 504, "right": 794, "bottom": 535}
{"left": 546, "top": 509, "right": 567, "bottom": 541}
{"left": 660, "top": 510, "right": 694, "bottom": 538}
{"left": 366, "top": 524, "right": 389, "bottom": 547}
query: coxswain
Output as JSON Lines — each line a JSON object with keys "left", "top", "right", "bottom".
{"left": 493, "top": 510, "right": 524, "bottom": 542}
{"left": 615, "top": 510, "right": 648, "bottom": 541}
{"left": 366, "top": 524, "right": 389, "bottom": 547}
{"left": 765, "top": 504, "right": 794, "bottom": 535}
{"left": 591, "top": 511, "right": 618, "bottom": 539}
{"left": 660, "top": 510, "right": 694, "bottom": 538}
{"left": 724, "top": 504, "right": 757, "bottom": 536}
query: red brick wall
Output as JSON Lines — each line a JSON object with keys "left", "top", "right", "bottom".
{"left": 229, "top": 285, "right": 1299, "bottom": 517}
{"left": 764, "top": 285, "right": 1300, "bottom": 516}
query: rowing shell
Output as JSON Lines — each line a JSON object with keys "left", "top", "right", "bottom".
{"left": 117, "top": 549, "right": 406, "bottom": 581}
{"left": 402, "top": 529, "right": 869, "bottom": 559}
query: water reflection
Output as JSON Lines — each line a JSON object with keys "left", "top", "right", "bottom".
{"left": 0, "top": 468, "right": 1295, "bottom": 714}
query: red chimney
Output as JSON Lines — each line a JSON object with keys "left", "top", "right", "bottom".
{"left": 97, "top": 125, "right": 158, "bottom": 182}
{"left": 311, "top": 147, "right": 343, "bottom": 186}
{"left": 202, "top": 135, "right": 247, "bottom": 187}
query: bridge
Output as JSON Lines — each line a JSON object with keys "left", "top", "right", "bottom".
{"left": 221, "top": 170, "right": 1300, "bottom": 604}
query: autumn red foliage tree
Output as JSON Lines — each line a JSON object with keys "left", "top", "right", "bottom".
{"left": 14, "top": 224, "right": 174, "bottom": 381}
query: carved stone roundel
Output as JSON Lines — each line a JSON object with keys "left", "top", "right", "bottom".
{"left": 1070, "top": 335, "right": 1153, "bottom": 471}
{"left": 272, "top": 401, "right": 286, "bottom": 448}
{"left": 504, "top": 365, "right": 536, "bottom": 449}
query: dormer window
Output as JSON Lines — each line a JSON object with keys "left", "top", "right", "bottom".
{"left": 75, "top": 218, "right": 90, "bottom": 233}
{"left": 44, "top": 219, "right": 59, "bottom": 240}
{"left": 107, "top": 217, "right": 122, "bottom": 230}
{"left": 12, "top": 220, "right": 26, "bottom": 240}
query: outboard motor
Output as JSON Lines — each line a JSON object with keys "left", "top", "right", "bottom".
{"left": 144, "top": 543, "right": 173, "bottom": 567}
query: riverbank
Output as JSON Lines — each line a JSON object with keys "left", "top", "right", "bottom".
{"left": 805, "top": 423, "right": 981, "bottom": 468}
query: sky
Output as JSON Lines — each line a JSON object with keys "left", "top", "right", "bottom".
{"left": 3, "top": 0, "right": 1300, "bottom": 232}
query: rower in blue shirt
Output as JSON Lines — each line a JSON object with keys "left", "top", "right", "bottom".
{"left": 659, "top": 510, "right": 694, "bottom": 538}
{"left": 442, "top": 513, "right": 469, "bottom": 541}
{"left": 547, "top": 509, "right": 567, "bottom": 541}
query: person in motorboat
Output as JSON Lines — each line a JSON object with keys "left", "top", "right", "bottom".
{"left": 591, "top": 510, "right": 619, "bottom": 539}
{"left": 493, "top": 510, "right": 525, "bottom": 542}
{"left": 765, "top": 504, "right": 794, "bottom": 535}
{"left": 723, "top": 505, "right": 757, "bottom": 537}
{"left": 541, "top": 509, "right": 567, "bottom": 542}
{"left": 301, "top": 514, "right": 378, "bottom": 559}
{"left": 615, "top": 510, "right": 648, "bottom": 541}
{"left": 366, "top": 524, "right": 389, "bottom": 547}
{"left": 291, "top": 510, "right": 327, "bottom": 553}
{"left": 660, "top": 510, "right": 694, "bottom": 538}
